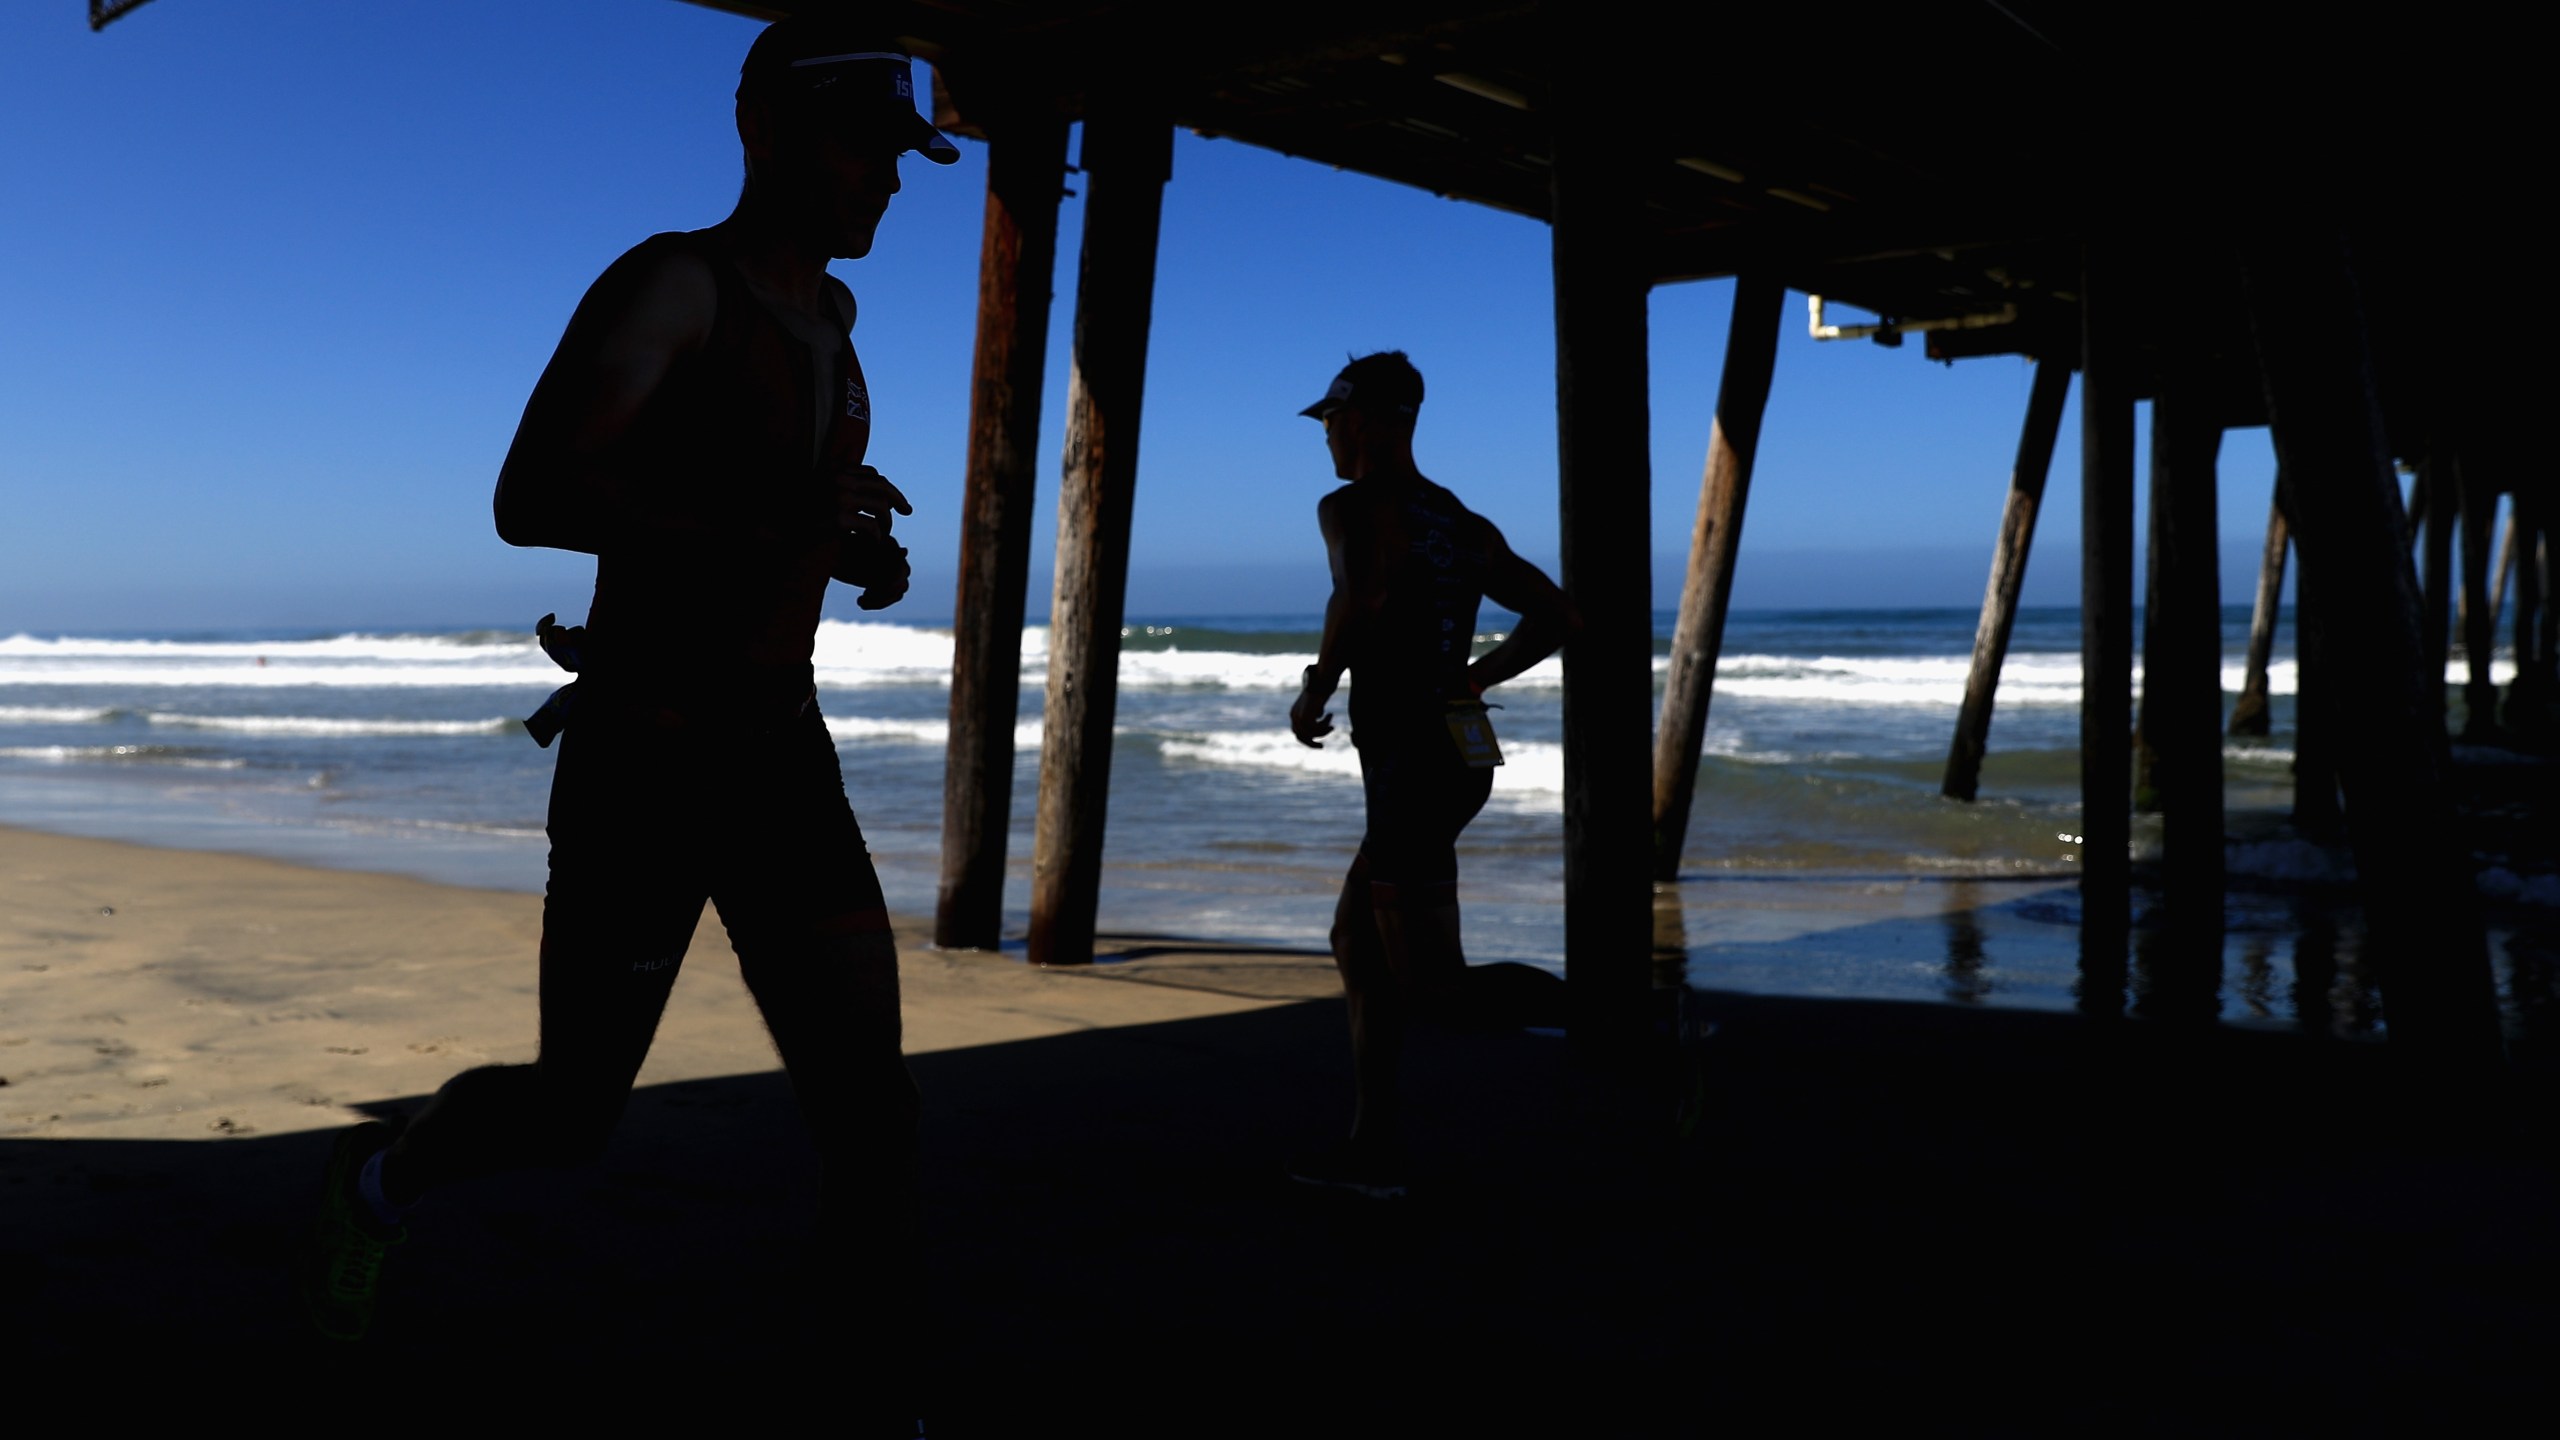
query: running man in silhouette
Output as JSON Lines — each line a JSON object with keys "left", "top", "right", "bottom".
{"left": 301, "top": 15, "right": 956, "bottom": 1357}
{"left": 1287, "top": 352, "right": 1577, "bottom": 1199}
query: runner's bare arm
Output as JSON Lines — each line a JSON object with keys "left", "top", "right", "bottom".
{"left": 492, "top": 244, "right": 719, "bottom": 554}
{"left": 1467, "top": 519, "right": 1578, "bottom": 695}
{"left": 1292, "top": 489, "right": 1390, "bottom": 747}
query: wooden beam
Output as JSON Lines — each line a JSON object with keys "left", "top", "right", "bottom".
{"left": 1550, "top": 70, "right": 1655, "bottom": 1040}
{"left": 2147, "top": 367, "right": 2226, "bottom": 907}
{"left": 1943, "top": 358, "right": 2070, "bottom": 801}
{"left": 2078, "top": 244, "right": 2136, "bottom": 936}
{"left": 1027, "top": 111, "right": 1172, "bottom": 968}
{"left": 937, "top": 114, "right": 1070, "bottom": 951}
{"left": 1651, "top": 273, "right": 1783, "bottom": 877}
{"left": 2242, "top": 226, "right": 2499, "bottom": 1066}
{"left": 2228, "top": 491, "right": 2288, "bottom": 738}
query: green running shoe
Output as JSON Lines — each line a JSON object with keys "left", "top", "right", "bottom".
{"left": 299, "top": 1120, "right": 405, "bottom": 1342}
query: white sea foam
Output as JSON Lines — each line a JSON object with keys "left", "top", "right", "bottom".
{"left": 0, "top": 704, "right": 117, "bottom": 724}
{"left": 0, "top": 629, "right": 556, "bottom": 688}
{"left": 143, "top": 713, "right": 514, "bottom": 738}
{"left": 1155, "top": 730, "right": 1571, "bottom": 811}
{"left": 1158, "top": 730, "right": 1365, "bottom": 780}
{"left": 823, "top": 715, "right": 1043, "bottom": 748}
{"left": 0, "top": 744, "right": 246, "bottom": 769}
{"left": 2222, "top": 743, "right": 2297, "bottom": 766}
{"left": 22, "top": 619, "right": 2500, "bottom": 714}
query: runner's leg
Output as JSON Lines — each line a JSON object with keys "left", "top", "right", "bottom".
{"left": 712, "top": 714, "right": 918, "bottom": 1250}
{"left": 710, "top": 712, "right": 922, "bottom": 1402}
{"left": 383, "top": 721, "right": 710, "bottom": 1200}
{"left": 1366, "top": 750, "right": 1491, "bottom": 1026}
{"left": 1330, "top": 851, "right": 1405, "bottom": 1152}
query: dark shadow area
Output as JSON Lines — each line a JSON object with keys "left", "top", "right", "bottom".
{"left": 9, "top": 958, "right": 2560, "bottom": 1429}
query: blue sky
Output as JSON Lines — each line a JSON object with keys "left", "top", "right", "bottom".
{"left": 0, "top": 0, "right": 2284, "bottom": 632}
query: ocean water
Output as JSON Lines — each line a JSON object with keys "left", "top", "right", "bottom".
{"left": 4, "top": 605, "right": 2541, "bottom": 1025}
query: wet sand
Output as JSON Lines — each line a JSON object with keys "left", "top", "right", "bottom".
{"left": 5, "top": 822, "right": 2558, "bottom": 1429}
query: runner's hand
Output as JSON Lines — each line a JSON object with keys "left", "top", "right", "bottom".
{"left": 1290, "top": 673, "right": 1336, "bottom": 748}
{"left": 828, "top": 464, "right": 911, "bottom": 539}
{"left": 840, "top": 533, "right": 912, "bottom": 611}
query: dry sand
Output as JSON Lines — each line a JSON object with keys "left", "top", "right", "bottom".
{"left": 7, "top": 822, "right": 2557, "bottom": 1428}
{"left": 0, "top": 822, "right": 1340, "bottom": 1145}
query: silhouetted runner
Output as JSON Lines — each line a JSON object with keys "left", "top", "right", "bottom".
{"left": 299, "top": 14, "right": 956, "bottom": 1382}
{"left": 1286, "top": 352, "right": 1578, "bottom": 1199}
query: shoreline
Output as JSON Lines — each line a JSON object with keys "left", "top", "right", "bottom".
{"left": 0, "top": 821, "right": 1340, "bottom": 1144}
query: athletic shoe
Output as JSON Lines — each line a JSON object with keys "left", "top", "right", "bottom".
{"left": 1285, "top": 1143, "right": 1409, "bottom": 1200}
{"left": 299, "top": 1120, "right": 405, "bottom": 1341}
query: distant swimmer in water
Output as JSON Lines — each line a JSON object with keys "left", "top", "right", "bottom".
{"left": 1285, "top": 351, "right": 1579, "bottom": 1200}
{"left": 298, "top": 11, "right": 957, "bottom": 1409}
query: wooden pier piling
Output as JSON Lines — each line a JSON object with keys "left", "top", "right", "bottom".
{"left": 2491, "top": 511, "right": 2518, "bottom": 640}
{"left": 1941, "top": 359, "right": 2071, "bottom": 802}
{"left": 2459, "top": 475, "right": 2502, "bottom": 733}
{"left": 2288, "top": 476, "right": 2342, "bottom": 835}
{"left": 2146, "top": 371, "right": 2226, "bottom": 904}
{"left": 2418, "top": 454, "right": 2455, "bottom": 711}
{"left": 1651, "top": 273, "right": 1783, "bottom": 877}
{"left": 2229, "top": 492, "right": 2288, "bottom": 738}
{"left": 2242, "top": 226, "right": 2498, "bottom": 1066}
{"left": 937, "top": 112, "right": 1070, "bottom": 951}
{"left": 2078, "top": 247, "right": 2136, "bottom": 933}
{"left": 1550, "top": 76, "right": 1655, "bottom": 1038}
{"left": 1027, "top": 111, "right": 1172, "bottom": 968}
{"left": 2512, "top": 495, "right": 2552, "bottom": 726}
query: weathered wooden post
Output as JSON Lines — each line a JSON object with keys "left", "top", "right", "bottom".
{"left": 1942, "top": 359, "right": 2072, "bottom": 801}
{"left": 2242, "top": 225, "right": 2499, "bottom": 1067}
{"left": 1549, "top": 70, "right": 1654, "bottom": 1040}
{"left": 1027, "top": 110, "right": 1172, "bottom": 968}
{"left": 2541, "top": 525, "right": 2559, "bottom": 703}
{"left": 2146, "top": 369, "right": 2226, "bottom": 907}
{"left": 2418, "top": 454, "right": 2455, "bottom": 716}
{"left": 2134, "top": 450, "right": 2168, "bottom": 815}
{"left": 2288, "top": 470, "right": 2342, "bottom": 835}
{"left": 937, "top": 111, "right": 1070, "bottom": 951}
{"left": 2458, "top": 470, "right": 2501, "bottom": 735}
{"left": 2229, "top": 491, "right": 2288, "bottom": 737}
{"left": 2510, "top": 494, "right": 2552, "bottom": 727}
{"left": 2079, "top": 245, "right": 2137, "bottom": 939}
{"left": 1651, "top": 273, "right": 1783, "bottom": 877}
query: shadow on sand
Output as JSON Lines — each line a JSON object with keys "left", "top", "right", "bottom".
{"left": 8, "top": 905, "right": 2560, "bottom": 1429}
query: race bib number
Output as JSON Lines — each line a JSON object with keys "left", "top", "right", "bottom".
{"left": 1445, "top": 702, "right": 1504, "bottom": 769}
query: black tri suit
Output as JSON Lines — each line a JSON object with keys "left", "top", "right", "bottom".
{"left": 1344, "top": 479, "right": 1495, "bottom": 907}
{"left": 397, "top": 230, "right": 914, "bottom": 1238}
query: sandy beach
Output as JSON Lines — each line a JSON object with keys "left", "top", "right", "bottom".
{"left": 0, "top": 823, "right": 1338, "bottom": 1147}
{"left": 7, "top": 820, "right": 2559, "bottom": 1429}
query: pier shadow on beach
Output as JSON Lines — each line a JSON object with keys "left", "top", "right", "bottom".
{"left": 9, "top": 916, "right": 2560, "bottom": 1429}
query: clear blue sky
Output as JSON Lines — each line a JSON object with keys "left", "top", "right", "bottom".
{"left": 1, "top": 0, "right": 2283, "bottom": 632}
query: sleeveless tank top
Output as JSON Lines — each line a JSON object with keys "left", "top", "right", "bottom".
{"left": 1347, "top": 480, "right": 1488, "bottom": 739}
{"left": 582, "top": 231, "right": 868, "bottom": 718}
